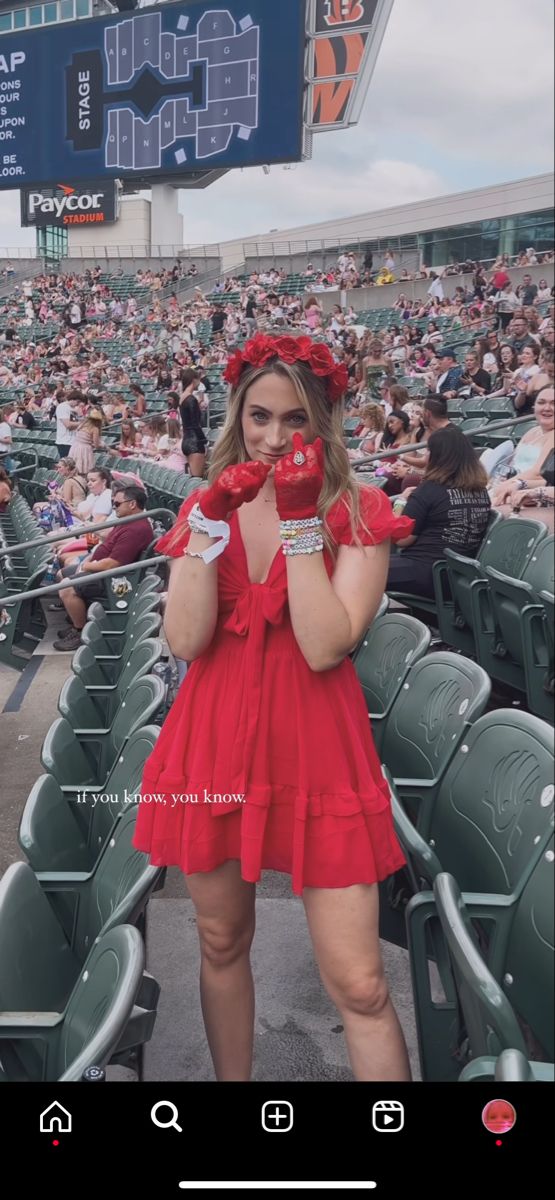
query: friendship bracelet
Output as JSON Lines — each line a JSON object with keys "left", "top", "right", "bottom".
{"left": 279, "top": 516, "right": 322, "bottom": 536}
{"left": 283, "top": 540, "right": 324, "bottom": 557}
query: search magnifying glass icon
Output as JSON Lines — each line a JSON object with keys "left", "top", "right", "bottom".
{"left": 151, "top": 1101, "right": 183, "bottom": 1133}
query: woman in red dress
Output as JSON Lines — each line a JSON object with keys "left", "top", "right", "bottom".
{"left": 133, "top": 334, "right": 414, "bottom": 1083}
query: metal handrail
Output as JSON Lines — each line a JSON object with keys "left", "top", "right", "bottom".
{"left": 0, "top": 507, "right": 175, "bottom": 559}
{"left": 0, "top": 556, "right": 166, "bottom": 609}
{"left": 351, "top": 413, "right": 533, "bottom": 470}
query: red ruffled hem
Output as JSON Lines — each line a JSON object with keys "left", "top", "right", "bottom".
{"left": 132, "top": 776, "right": 405, "bottom": 895}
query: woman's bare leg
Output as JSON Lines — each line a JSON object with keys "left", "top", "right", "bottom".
{"left": 187, "top": 453, "right": 206, "bottom": 478}
{"left": 186, "top": 860, "right": 256, "bottom": 1081}
{"left": 303, "top": 883, "right": 411, "bottom": 1081}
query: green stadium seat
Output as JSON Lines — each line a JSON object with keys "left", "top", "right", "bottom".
{"left": 353, "top": 613, "right": 431, "bottom": 753}
{"left": 85, "top": 590, "right": 161, "bottom": 638}
{"left": 404, "top": 712, "right": 554, "bottom": 1080}
{"left": 436, "top": 517, "right": 547, "bottom": 654}
{"left": 429, "top": 840, "right": 554, "bottom": 1081}
{"left": 458, "top": 1047, "right": 554, "bottom": 1082}
{"left": 470, "top": 536, "right": 554, "bottom": 701}
{"left": 0, "top": 921, "right": 147, "bottom": 1082}
{"left": 19, "top": 725, "right": 160, "bottom": 874}
{"left": 81, "top": 612, "right": 162, "bottom": 677}
{"left": 36, "top": 806, "right": 160, "bottom": 973}
{"left": 460, "top": 397, "right": 487, "bottom": 420}
{"left": 1, "top": 807, "right": 160, "bottom": 1009}
{"left": 381, "top": 652, "right": 491, "bottom": 835}
{"left": 42, "top": 674, "right": 164, "bottom": 784}
{"left": 522, "top": 589, "right": 554, "bottom": 721}
{"left": 70, "top": 637, "right": 163, "bottom": 724}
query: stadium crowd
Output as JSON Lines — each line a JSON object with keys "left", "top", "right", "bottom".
{"left": 1, "top": 256, "right": 553, "bottom": 549}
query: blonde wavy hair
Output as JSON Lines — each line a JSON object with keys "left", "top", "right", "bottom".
{"left": 209, "top": 360, "right": 368, "bottom": 553}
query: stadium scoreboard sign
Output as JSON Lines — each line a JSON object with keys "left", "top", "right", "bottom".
{"left": 20, "top": 180, "right": 118, "bottom": 227}
{"left": 0, "top": 0, "right": 305, "bottom": 191}
{"left": 306, "top": 0, "right": 393, "bottom": 130}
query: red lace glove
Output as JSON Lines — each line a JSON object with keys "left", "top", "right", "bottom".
{"left": 200, "top": 461, "right": 272, "bottom": 520}
{"left": 274, "top": 434, "right": 325, "bottom": 520}
{"left": 155, "top": 463, "right": 271, "bottom": 559}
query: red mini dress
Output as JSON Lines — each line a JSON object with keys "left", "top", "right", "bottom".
{"left": 133, "top": 485, "right": 413, "bottom": 895}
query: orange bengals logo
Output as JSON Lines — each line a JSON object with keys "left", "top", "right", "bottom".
{"left": 311, "top": 30, "right": 366, "bottom": 124}
{"left": 323, "top": 0, "right": 365, "bottom": 25}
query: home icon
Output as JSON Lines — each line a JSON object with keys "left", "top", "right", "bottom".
{"left": 39, "top": 1101, "right": 72, "bottom": 1134}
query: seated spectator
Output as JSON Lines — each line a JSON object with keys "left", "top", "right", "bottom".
{"left": 390, "top": 395, "right": 451, "bottom": 486}
{"left": 435, "top": 347, "right": 464, "bottom": 397}
{"left": 55, "top": 467, "right": 114, "bottom": 569}
{"left": 459, "top": 350, "right": 491, "bottom": 395}
{"left": 509, "top": 316, "right": 539, "bottom": 355}
{"left": 129, "top": 384, "right": 146, "bottom": 418}
{"left": 487, "top": 344, "right": 520, "bottom": 397}
{"left": 383, "top": 384, "right": 410, "bottom": 415}
{"left": 53, "top": 486, "right": 153, "bottom": 651}
{"left": 108, "top": 418, "right": 141, "bottom": 458}
{"left": 376, "top": 409, "right": 413, "bottom": 496}
{"left": 405, "top": 402, "right": 426, "bottom": 444}
{"left": 536, "top": 279, "right": 552, "bottom": 304}
{"left": 387, "top": 427, "right": 491, "bottom": 597}
{"left": 12, "top": 399, "right": 37, "bottom": 430}
{"left": 139, "top": 415, "right": 167, "bottom": 458}
{"left": 498, "top": 445, "right": 554, "bottom": 526}
{"left": 0, "top": 465, "right": 13, "bottom": 512}
{"left": 157, "top": 417, "right": 187, "bottom": 472}
{"left": 34, "top": 457, "right": 87, "bottom": 514}
{"left": 512, "top": 344, "right": 542, "bottom": 413}
{"left": 350, "top": 403, "right": 385, "bottom": 456}
{"left": 489, "top": 386, "right": 554, "bottom": 507}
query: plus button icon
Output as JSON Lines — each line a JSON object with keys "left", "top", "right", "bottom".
{"left": 261, "top": 1100, "right": 294, "bottom": 1133}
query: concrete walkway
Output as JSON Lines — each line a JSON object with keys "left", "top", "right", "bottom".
{"left": 145, "top": 885, "right": 420, "bottom": 1082}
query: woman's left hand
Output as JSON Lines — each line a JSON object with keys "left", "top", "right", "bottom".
{"left": 274, "top": 432, "right": 325, "bottom": 520}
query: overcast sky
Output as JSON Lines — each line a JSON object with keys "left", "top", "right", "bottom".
{"left": 1, "top": 0, "right": 553, "bottom": 250}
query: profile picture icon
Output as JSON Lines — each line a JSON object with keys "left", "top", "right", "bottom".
{"left": 482, "top": 1099, "right": 517, "bottom": 1134}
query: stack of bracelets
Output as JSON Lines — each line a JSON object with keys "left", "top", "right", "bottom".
{"left": 279, "top": 516, "right": 324, "bottom": 557}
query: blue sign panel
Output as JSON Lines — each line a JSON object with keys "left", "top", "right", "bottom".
{"left": 0, "top": 0, "right": 305, "bottom": 190}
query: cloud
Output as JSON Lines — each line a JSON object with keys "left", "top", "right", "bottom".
{"left": 179, "top": 158, "right": 448, "bottom": 245}
{"left": 366, "top": 0, "right": 554, "bottom": 168}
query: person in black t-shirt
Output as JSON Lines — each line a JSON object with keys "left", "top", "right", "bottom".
{"left": 387, "top": 427, "right": 491, "bottom": 598}
{"left": 460, "top": 350, "right": 491, "bottom": 395}
{"left": 518, "top": 275, "right": 538, "bottom": 306}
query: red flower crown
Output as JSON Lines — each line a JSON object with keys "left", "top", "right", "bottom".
{"left": 223, "top": 334, "right": 349, "bottom": 403}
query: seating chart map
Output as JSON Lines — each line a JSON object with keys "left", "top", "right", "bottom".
{"left": 67, "top": 9, "right": 260, "bottom": 169}
{"left": 0, "top": 0, "right": 305, "bottom": 189}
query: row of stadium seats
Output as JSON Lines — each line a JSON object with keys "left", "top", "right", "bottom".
{"left": 0, "top": 574, "right": 168, "bottom": 1081}
{"left": 0, "top": 492, "right": 51, "bottom": 667}
{"left": 389, "top": 517, "right": 554, "bottom": 721}
{"left": 352, "top": 610, "right": 554, "bottom": 1081}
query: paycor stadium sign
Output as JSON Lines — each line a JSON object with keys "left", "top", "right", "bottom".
{"left": 20, "top": 181, "right": 118, "bottom": 227}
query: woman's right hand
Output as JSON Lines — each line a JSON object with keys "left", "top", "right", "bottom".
{"left": 200, "top": 462, "right": 272, "bottom": 520}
